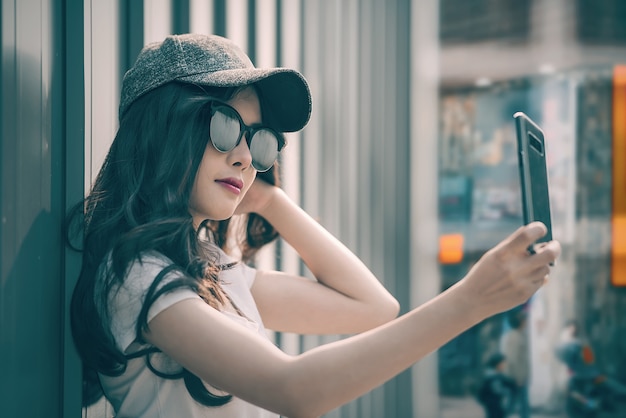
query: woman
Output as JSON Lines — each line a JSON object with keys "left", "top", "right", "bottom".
{"left": 69, "top": 34, "right": 560, "bottom": 418}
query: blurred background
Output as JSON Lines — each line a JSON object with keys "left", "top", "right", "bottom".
{"left": 1, "top": 0, "right": 625, "bottom": 417}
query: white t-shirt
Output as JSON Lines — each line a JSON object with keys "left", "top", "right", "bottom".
{"left": 97, "top": 249, "right": 279, "bottom": 418}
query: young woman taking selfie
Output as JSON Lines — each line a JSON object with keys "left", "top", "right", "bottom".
{"left": 68, "top": 34, "right": 561, "bottom": 418}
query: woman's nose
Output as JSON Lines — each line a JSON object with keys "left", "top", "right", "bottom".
{"left": 229, "top": 133, "right": 253, "bottom": 169}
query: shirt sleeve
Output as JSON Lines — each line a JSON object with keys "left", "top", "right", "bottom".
{"left": 107, "top": 253, "right": 200, "bottom": 353}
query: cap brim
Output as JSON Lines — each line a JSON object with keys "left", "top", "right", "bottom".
{"left": 178, "top": 68, "right": 311, "bottom": 133}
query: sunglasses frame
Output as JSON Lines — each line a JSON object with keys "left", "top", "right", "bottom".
{"left": 208, "top": 101, "right": 285, "bottom": 172}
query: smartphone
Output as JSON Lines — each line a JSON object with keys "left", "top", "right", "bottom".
{"left": 514, "top": 112, "right": 553, "bottom": 252}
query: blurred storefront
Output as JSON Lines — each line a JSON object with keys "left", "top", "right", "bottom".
{"left": 437, "top": 0, "right": 626, "bottom": 413}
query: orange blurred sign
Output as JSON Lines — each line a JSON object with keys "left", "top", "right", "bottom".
{"left": 612, "top": 65, "right": 626, "bottom": 286}
{"left": 439, "top": 233, "right": 464, "bottom": 264}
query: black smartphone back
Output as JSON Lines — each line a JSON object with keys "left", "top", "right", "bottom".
{"left": 514, "top": 112, "right": 553, "bottom": 248}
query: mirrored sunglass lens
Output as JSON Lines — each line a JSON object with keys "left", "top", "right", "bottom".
{"left": 250, "top": 130, "right": 279, "bottom": 171}
{"left": 210, "top": 109, "right": 240, "bottom": 152}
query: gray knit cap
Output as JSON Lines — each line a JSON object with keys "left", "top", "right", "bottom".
{"left": 119, "top": 34, "right": 312, "bottom": 133}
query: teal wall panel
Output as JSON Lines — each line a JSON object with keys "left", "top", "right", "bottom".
{"left": 0, "top": 0, "right": 83, "bottom": 416}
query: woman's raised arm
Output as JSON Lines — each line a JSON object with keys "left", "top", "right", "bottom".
{"left": 145, "top": 217, "right": 559, "bottom": 418}
{"left": 241, "top": 181, "right": 400, "bottom": 334}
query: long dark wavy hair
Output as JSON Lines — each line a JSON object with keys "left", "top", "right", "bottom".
{"left": 68, "top": 81, "right": 281, "bottom": 407}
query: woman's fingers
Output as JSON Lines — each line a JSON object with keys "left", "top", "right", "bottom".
{"left": 527, "top": 264, "right": 551, "bottom": 285}
{"left": 531, "top": 239, "right": 561, "bottom": 266}
{"left": 462, "top": 223, "right": 561, "bottom": 316}
{"left": 494, "top": 222, "right": 560, "bottom": 271}
{"left": 501, "top": 221, "right": 548, "bottom": 253}
{"left": 514, "top": 235, "right": 560, "bottom": 286}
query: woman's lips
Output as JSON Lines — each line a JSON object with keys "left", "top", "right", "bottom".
{"left": 215, "top": 177, "right": 243, "bottom": 194}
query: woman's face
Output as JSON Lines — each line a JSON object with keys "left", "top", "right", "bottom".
{"left": 188, "top": 87, "right": 259, "bottom": 226}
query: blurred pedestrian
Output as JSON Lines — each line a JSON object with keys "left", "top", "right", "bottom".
{"left": 555, "top": 320, "right": 597, "bottom": 379}
{"left": 501, "top": 308, "right": 530, "bottom": 418}
{"left": 555, "top": 319, "right": 626, "bottom": 412}
{"left": 477, "top": 352, "right": 517, "bottom": 418}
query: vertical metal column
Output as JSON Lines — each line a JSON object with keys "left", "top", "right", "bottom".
{"left": 1, "top": 0, "right": 61, "bottom": 416}
{"left": 83, "top": 1, "right": 124, "bottom": 415}
{"left": 298, "top": 1, "right": 414, "bottom": 416}
{"left": 63, "top": 1, "right": 86, "bottom": 416}
{"left": 1, "top": 0, "right": 84, "bottom": 416}
{"left": 410, "top": 0, "right": 442, "bottom": 416}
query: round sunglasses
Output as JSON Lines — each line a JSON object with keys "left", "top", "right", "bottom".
{"left": 209, "top": 102, "right": 285, "bottom": 172}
